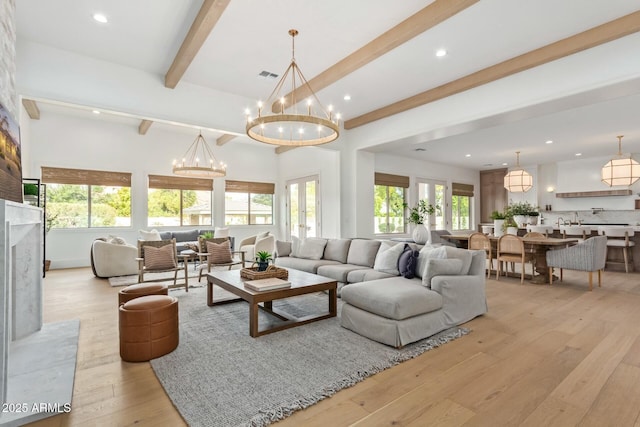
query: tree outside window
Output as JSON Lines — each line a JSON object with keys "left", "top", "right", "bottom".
{"left": 46, "top": 184, "right": 131, "bottom": 228}
{"left": 374, "top": 185, "right": 406, "bottom": 234}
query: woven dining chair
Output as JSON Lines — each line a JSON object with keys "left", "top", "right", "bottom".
{"left": 468, "top": 232, "right": 493, "bottom": 278}
{"left": 496, "top": 234, "right": 536, "bottom": 284}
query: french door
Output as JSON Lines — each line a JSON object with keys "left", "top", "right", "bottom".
{"left": 286, "top": 175, "right": 321, "bottom": 240}
{"left": 417, "top": 179, "right": 446, "bottom": 229}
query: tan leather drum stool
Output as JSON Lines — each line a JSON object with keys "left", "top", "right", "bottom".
{"left": 119, "top": 295, "right": 179, "bottom": 362}
{"left": 118, "top": 283, "right": 168, "bottom": 305}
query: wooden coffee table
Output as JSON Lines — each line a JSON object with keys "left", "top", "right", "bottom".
{"left": 206, "top": 269, "right": 337, "bottom": 337}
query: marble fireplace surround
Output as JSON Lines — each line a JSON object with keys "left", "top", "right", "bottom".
{"left": 0, "top": 200, "right": 79, "bottom": 426}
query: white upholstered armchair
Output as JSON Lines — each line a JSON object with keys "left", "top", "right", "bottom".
{"left": 238, "top": 232, "right": 276, "bottom": 267}
{"left": 91, "top": 237, "right": 139, "bottom": 278}
{"left": 546, "top": 235, "right": 607, "bottom": 291}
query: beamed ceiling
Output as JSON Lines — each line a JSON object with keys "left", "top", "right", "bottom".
{"left": 15, "top": 0, "right": 640, "bottom": 168}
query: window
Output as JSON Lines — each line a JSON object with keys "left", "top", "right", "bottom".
{"left": 225, "top": 180, "right": 274, "bottom": 225}
{"left": 147, "top": 175, "right": 212, "bottom": 227}
{"left": 42, "top": 167, "right": 131, "bottom": 229}
{"left": 374, "top": 173, "right": 408, "bottom": 234}
{"left": 451, "top": 182, "right": 474, "bottom": 231}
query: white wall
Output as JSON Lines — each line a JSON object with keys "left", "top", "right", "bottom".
{"left": 26, "top": 111, "right": 281, "bottom": 269}
{"left": 277, "top": 147, "right": 341, "bottom": 239}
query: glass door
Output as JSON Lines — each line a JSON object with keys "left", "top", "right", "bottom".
{"left": 417, "top": 179, "right": 446, "bottom": 229}
{"left": 286, "top": 175, "right": 320, "bottom": 240}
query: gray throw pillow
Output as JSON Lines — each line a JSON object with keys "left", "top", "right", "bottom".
{"left": 422, "top": 258, "right": 464, "bottom": 288}
{"left": 276, "top": 240, "right": 292, "bottom": 257}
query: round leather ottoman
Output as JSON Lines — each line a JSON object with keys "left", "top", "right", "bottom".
{"left": 119, "top": 295, "right": 179, "bottom": 362}
{"left": 118, "top": 283, "right": 168, "bottom": 306}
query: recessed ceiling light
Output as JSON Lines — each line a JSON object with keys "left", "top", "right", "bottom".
{"left": 435, "top": 49, "right": 447, "bottom": 57}
{"left": 575, "top": 153, "right": 582, "bottom": 156}
{"left": 502, "top": 162, "right": 508, "bottom": 166}
{"left": 465, "top": 154, "right": 471, "bottom": 158}
{"left": 545, "top": 140, "right": 553, "bottom": 144}
{"left": 343, "top": 94, "right": 351, "bottom": 101}
{"left": 92, "top": 110, "right": 100, "bottom": 115}
{"left": 92, "top": 13, "right": 108, "bottom": 23}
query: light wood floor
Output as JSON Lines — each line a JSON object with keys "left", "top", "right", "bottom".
{"left": 27, "top": 267, "right": 640, "bottom": 427}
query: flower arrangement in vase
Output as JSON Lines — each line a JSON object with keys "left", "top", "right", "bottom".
{"left": 404, "top": 200, "right": 438, "bottom": 244}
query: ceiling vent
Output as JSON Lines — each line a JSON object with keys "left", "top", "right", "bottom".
{"left": 258, "top": 70, "right": 278, "bottom": 79}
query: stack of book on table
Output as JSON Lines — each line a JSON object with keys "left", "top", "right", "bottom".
{"left": 244, "top": 277, "right": 291, "bottom": 291}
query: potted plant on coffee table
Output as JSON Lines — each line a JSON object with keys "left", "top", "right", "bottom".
{"left": 255, "top": 251, "right": 273, "bottom": 272}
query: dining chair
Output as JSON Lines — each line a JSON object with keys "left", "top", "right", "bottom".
{"left": 560, "top": 225, "right": 591, "bottom": 243}
{"left": 196, "top": 236, "right": 245, "bottom": 282}
{"left": 136, "top": 238, "right": 188, "bottom": 291}
{"left": 598, "top": 226, "right": 635, "bottom": 273}
{"left": 523, "top": 231, "right": 547, "bottom": 239}
{"left": 546, "top": 236, "right": 607, "bottom": 290}
{"left": 468, "top": 232, "right": 493, "bottom": 278}
{"left": 496, "top": 234, "right": 535, "bottom": 284}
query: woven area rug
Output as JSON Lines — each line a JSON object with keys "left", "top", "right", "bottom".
{"left": 150, "top": 287, "right": 470, "bottom": 426}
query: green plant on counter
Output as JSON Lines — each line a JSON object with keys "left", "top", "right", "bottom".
{"left": 490, "top": 210, "right": 507, "bottom": 220}
{"left": 507, "top": 201, "right": 536, "bottom": 216}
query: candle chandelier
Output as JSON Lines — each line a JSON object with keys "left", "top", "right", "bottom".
{"left": 601, "top": 135, "right": 640, "bottom": 187}
{"left": 245, "top": 29, "right": 340, "bottom": 147}
{"left": 172, "top": 132, "right": 226, "bottom": 178}
{"left": 504, "top": 151, "right": 533, "bottom": 192}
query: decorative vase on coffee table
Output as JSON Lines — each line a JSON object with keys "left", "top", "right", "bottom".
{"left": 412, "top": 224, "right": 429, "bottom": 245}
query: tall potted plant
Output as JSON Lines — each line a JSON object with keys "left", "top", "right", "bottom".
{"left": 405, "top": 200, "right": 437, "bottom": 245}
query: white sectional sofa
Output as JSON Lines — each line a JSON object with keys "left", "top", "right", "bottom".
{"left": 275, "top": 237, "right": 487, "bottom": 347}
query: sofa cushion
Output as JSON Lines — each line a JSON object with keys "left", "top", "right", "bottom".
{"left": 274, "top": 257, "right": 340, "bottom": 274}
{"left": 422, "top": 258, "right": 464, "bottom": 288}
{"left": 140, "top": 229, "right": 161, "bottom": 241}
{"left": 159, "top": 231, "right": 172, "bottom": 240}
{"left": 324, "top": 239, "right": 351, "bottom": 263}
{"left": 398, "top": 245, "right": 419, "bottom": 279}
{"left": 341, "top": 279, "right": 443, "bottom": 320}
{"left": 346, "top": 239, "right": 382, "bottom": 267}
{"left": 107, "top": 235, "right": 126, "bottom": 245}
{"left": 373, "top": 241, "right": 405, "bottom": 275}
{"left": 276, "top": 240, "right": 292, "bottom": 257}
{"left": 415, "top": 245, "right": 447, "bottom": 278}
{"left": 172, "top": 229, "right": 200, "bottom": 243}
{"left": 346, "top": 268, "right": 396, "bottom": 283}
{"left": 443, "top": 246, "right": 473, "bottom": 275}
{"left": 317, "top": 264, "right": 370, "bottom": 283}
{"left": 296, "top": 237, "right": 327, "bottom": 260}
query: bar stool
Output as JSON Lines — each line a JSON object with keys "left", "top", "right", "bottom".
{"left": 560, "top": 225, "right": 591, "bottom": 243}
{"left": 526, "top": 225, "right": 554, "bottom": 237}
{"left": 598, "top": 226, "right": 635, "bottom": 273}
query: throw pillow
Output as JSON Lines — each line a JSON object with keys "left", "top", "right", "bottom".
{"left": 398, "top": 244, "right": 419, "bottom": 279}
{"left": 422, "top": 258, "right": 464, "bottom": 288}
{"left": 139, "top": 229, "right": 161, "bottom": 241}
{"left": 296, "top": 238, "right": 328, "bottom": 260}
{"left": 214, "top": 227, "right": 230, "bottom": 238}
{"left": 373, "top": 242, "right": 405, "bottom": 275}
{"left": 206, "top": 240, "right": 233, "bottom": 264}
{"left": 107, "top": 235, "right": 126, "bottom": 245}
{"left": 291, "top": 236, "right": 301, "bottom": 257}
{"left": 443, "top": 246, "right": 473, "bottom": 275}
{"left": 276, "top": 240, "right": 292, "bottom": 257}
{"left": 415, "top": 245, "right": 447, "bottom": 279}
{"left": 143, "top": 244, "right": 177, "bottom": 270}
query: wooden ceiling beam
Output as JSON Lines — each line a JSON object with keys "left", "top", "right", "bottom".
{"left": 138, "top": 120, "right": 153, "bottom": 135}
{"left": 22, "top": 99, "right": 40, "bottom": 120}
{"left": 216, "top": 134, "right": 236, "bottom": 146}
{"left": 275, "top": 146, "right": 298, "bottom": 154}
{"left": 345, "top": 10, "right": 640, "bottom": 129}
{"left": 164, "top": 0, "right": 231, "bottom": 89}
{"left": 271, "top": 0, "right": 479, "bottom": 113}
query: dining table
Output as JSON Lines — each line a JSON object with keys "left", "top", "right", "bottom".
{"left": 441, "top": 234, "right": 579, "bottom": 284}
